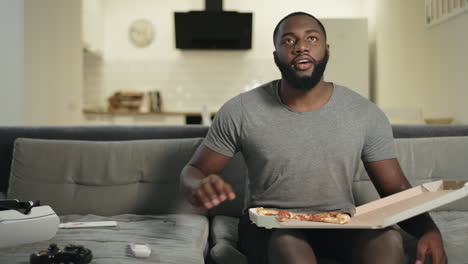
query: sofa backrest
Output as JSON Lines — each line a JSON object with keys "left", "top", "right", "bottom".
{"left": 0, "top": 125, "right": 468, "bottom": 196}
{"left": 8, "top": 137, "right": 207, "bottom": 216}
{"left": 392, "top": 124, "right": 468, "bottom": 138}
{"left": 0, "top": 125, "right": 209, "bottom": 193}
{"left": 353, "top": 136, "right": 468, "bottom": 211}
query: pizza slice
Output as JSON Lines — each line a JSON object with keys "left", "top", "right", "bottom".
{"left": 256, "top": 207, "right": 280, "bottom": 216}
{"left": 256, "top": 207, "right": 351, "bottom": 225}
{"left": 294, "top": 212, "right": 351, "bottom": 224}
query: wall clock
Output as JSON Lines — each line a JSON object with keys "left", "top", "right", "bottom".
{"left": 128, "top": 19, "right": 155, "bottom": 48}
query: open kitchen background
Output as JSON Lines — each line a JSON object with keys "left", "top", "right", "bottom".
{"left": 83, "top": 0, "right": 370, "bottom": 125}
{"left": 2, "top": 0, "right": 468, "bottom": 125}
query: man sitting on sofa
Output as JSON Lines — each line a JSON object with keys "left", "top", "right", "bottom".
{"left": 180, "top": 11, "right": 446, "bottom": 264}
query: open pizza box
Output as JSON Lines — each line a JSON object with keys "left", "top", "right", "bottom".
{"left": 249, "top": 180, "right": 468, "bottom": 229}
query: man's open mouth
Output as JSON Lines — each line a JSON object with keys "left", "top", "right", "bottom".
{"left": 292, "top": 58, "right": 313, "bottom": 71}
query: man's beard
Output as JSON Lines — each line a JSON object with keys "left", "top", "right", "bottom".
{"left": 274, "top": 51, "right": 329, "bottom": 92}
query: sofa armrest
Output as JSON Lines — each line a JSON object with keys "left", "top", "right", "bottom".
{"left": 209, "top": 216, "right": 247, "bottom": 264}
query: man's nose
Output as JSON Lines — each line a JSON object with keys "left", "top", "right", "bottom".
{"left": 293, "top": 40, "right": 309, "bottom": 54}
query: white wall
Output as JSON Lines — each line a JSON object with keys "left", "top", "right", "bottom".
{"left": 83, "top": 0, "right": 370, "bottom": 114}
{"left": 427, "top": 7, "right": 468, "bottom": 124}
{"left": 323, "top": 19, "right": 369, "bottom": 98}
{"left": 0, "top": 0, "right": 25, "bottom": 125}
{"left": 375, "top": 0, "right": 468, "bottom": 124}
{"left": 24, "top": 0, "right": 83, "bottom": 125}
{"left": 83, "top": 0, "right": 104, "bottom": 54}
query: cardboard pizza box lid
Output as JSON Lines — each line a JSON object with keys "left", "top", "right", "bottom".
{"left": 249, "top": 180, "right": 468, "bottom": 229}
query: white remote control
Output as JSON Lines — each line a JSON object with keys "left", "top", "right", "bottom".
{"left": 59, "top": 221, "right": 118, "bottom": 229}
{"left": 130, "top": 243, "right": 151, "bottom": 258}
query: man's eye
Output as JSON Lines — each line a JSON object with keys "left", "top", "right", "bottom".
{"left": 283, "top": 39, "right": 294, "bottom": 45}
{"left": 308, "top": 36, "right": 317, "bottom": 42}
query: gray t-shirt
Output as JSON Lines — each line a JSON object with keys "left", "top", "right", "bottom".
{"left": 203, "top": 80, "right": 396, "bottom": 214}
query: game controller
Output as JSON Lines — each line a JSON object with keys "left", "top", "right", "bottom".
{"left": 30, "top": 243, "right": 93, "bottom": 264}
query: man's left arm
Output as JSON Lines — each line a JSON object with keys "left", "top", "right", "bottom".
{"left": 364, "top": 158, "right": 447, "bottom": 264}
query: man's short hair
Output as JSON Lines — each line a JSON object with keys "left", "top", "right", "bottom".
{"left": 273, "top": 12, "right": 327, "bottom": 45}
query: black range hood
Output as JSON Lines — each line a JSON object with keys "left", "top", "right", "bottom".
{"left": 174, "top": 0, "right": 252, "bottom": 50}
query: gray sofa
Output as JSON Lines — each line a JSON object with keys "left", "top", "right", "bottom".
{"left": 0, "top": 125, "right": 467, "bottom": 264}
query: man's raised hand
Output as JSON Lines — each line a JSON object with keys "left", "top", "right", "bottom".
{"left": 191, "top": 174, "right": 236, "bottom": 211}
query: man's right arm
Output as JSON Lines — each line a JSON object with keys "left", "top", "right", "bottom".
{"left": 180, "top": 144, "right": 236, "bottom": 211}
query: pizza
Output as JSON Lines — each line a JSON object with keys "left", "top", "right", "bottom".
{"left": 256, "top": 207, "right": 351, "bottom": 225}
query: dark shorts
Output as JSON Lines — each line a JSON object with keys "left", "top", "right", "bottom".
{"left": 237, "top": 214, "right": 399, "bottom": 264}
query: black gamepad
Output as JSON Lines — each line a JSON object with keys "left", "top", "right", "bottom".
{"left": 30, "top": 243, "right": 93, "bottom": 264}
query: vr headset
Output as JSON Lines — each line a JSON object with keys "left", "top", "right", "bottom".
{"left": 0, "top": 199, "right": 59, "bottom": 248}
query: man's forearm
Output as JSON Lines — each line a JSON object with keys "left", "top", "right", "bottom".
{"left": 180, "top": 165, "right": 207, "bottom": 201}
{"left": 398, "top": 212, "right": 440, "bottom": 239}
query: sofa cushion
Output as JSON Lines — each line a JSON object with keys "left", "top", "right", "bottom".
{"left": 353, "top": 137, "right": 468, "bottom": 211}
{"left": 0, "top": 213, "right": 209, "bottom": 264}
{"left": 401, "top": 211, "right": 468, "bottom": 263}
{"left": 7, "top": 137, "right": 203, "bottom": 216}
{"left": 430, "top": 211, "right": 468, "bottom": 264}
